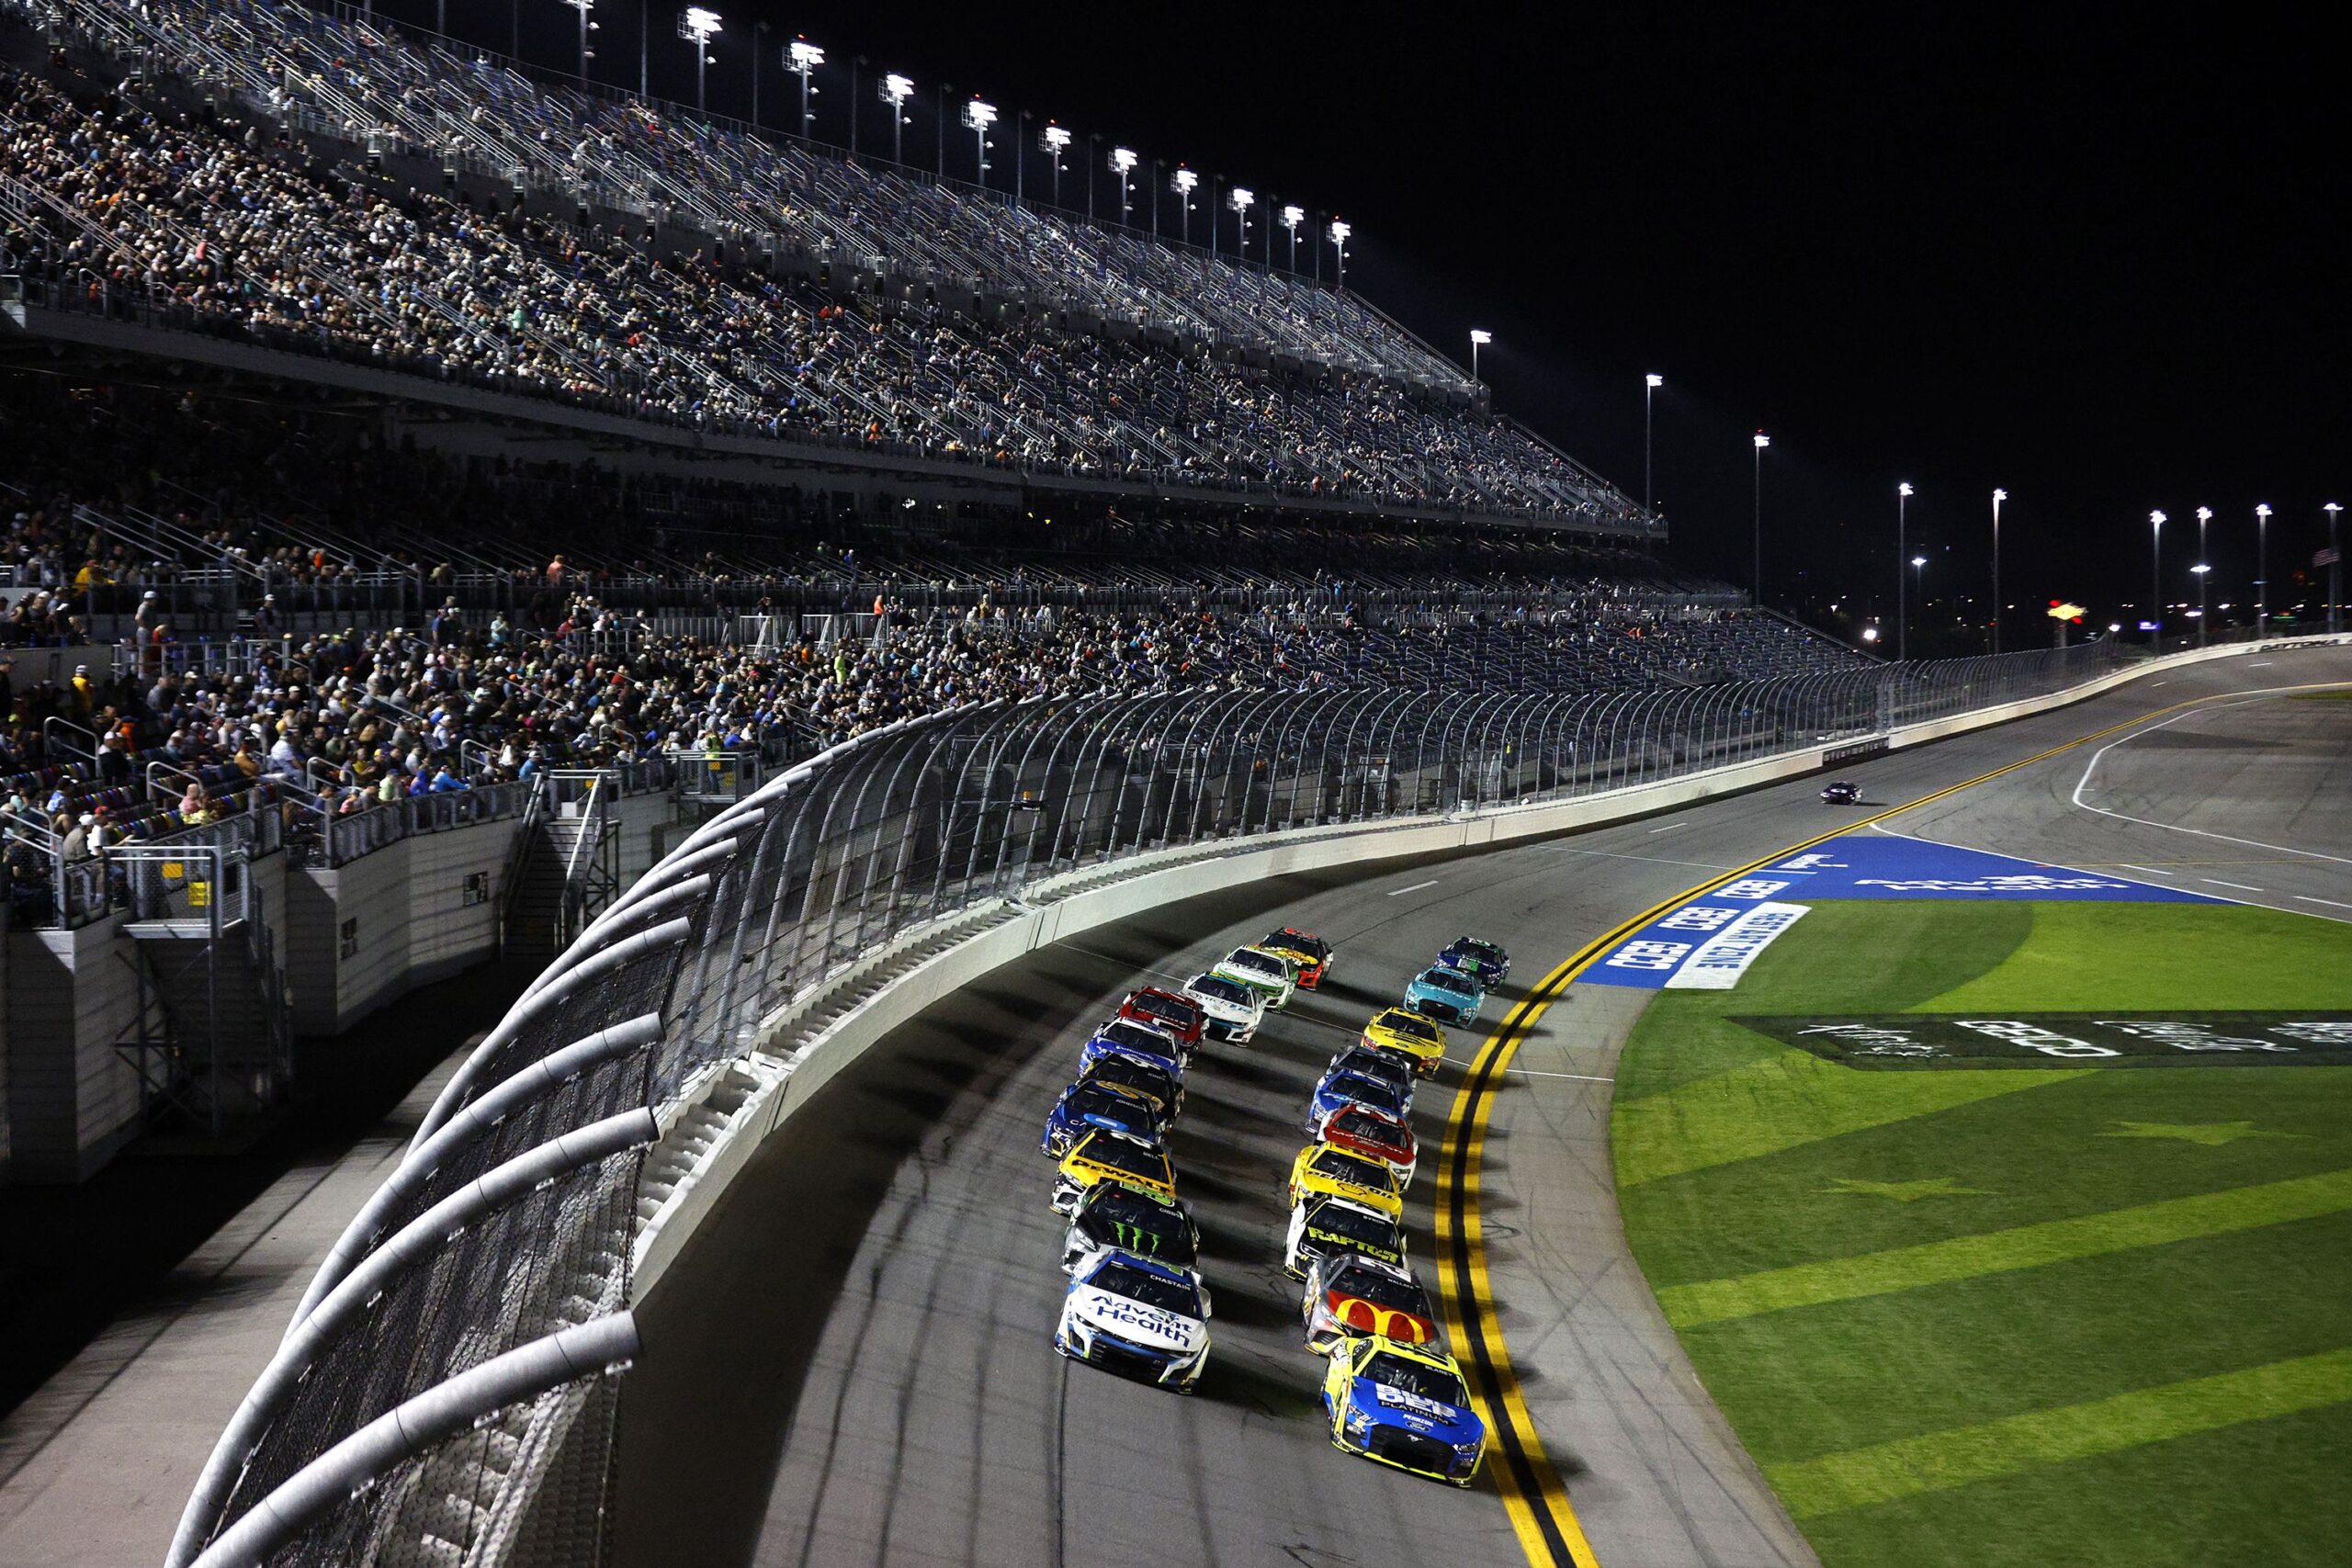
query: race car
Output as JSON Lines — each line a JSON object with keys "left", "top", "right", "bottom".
{"left": 1213, "top": 945, "right": 1299, "bottom": 1010}
{"left": 1287, "top": 1142, "right": 1405, "bottom": 1220}
{"left": 1302, "top": 1253, "right": 1440, "bottom": 1355}
{"left": 1820, "top": 779, "right": 1862, "bottom": 806}
{"left": 1283, "top": 1194, "right": 1408, "bottom": 1280}
{"left": 1360, "top": 1007, "right": 1449, "bottom": 1077}
{"left": 1075, "top": 1051, "right": 1184, "bottom": 1122}
{"left": 1052, "top": 1128, "right": 1178, "bottom": 1215}
{"left": 1055, "top": 1250, "right": 1212, "bottom": 1393}
{"left": 1042, "top": 1078, "right": 1169, "bottom": 1159}
{"left": 1117, "top": 987, "right": 1206, "bottom": 1054}
{"left": 1405, "top": 963, "right": 1484, "bottom": 1027}
{"left": 1322, "top": 1045, "right": 1418, "bottom": 1109}
{"left": 1317, "top": 1103, "right": 1418, "bottom": 1186}
{"left": 1260, "top": 927, "right": 1335, "bottom": 989}
{"left": 1182, "top": 972, "right": 1267, "bottom": 1044}
{"left": 1078, "top": 1017, "right": 1189, "bottom": 1078}
{"left": 1322, "top": 1337, "right": 1487, "bottom": 1485}
{"left": 1306, "top": 1066, "right": 1411, "bottom": 1134}
{"left": 1437, "top": 936, "right": 1511, "bottom": 987}
{"left": 1061, "top": 1181, "right": 1201, "bottom": 1276}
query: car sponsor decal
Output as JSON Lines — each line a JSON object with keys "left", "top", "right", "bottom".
{"left": 1372, "top": 1383, "right": 1464, "bottom": 1421}
{"left": 1736, "top": 1012, "right": 2352, "bottom": 1068}
{"left": 1329, "top": 1296, "right": 1435, "bottom": 1343}
{"left": 1664, "top": 902, "right": 1810, "bottom": 990}
{"left": 1078, "top": 1289, "right": 1195, "bottom": 1343}
{"left": 1105, "top": 1219, "right": 1170, "bottom": 1256}
{"left": 1305, "top": 1225, "right": 1402, "bottom": 1266}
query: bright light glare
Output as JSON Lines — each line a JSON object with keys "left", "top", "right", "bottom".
{"left": 880, "top": 72, "right": 913, "bottom": 104}
{"left": 1329, "top": 219, "right": 1351, "bottom": 243}
{"left": 2150, "top": 510, "right": 2165, "bottom": 525}
{"left": 1860, "top": 626, "right": 1880, "bottom": 642}
{"left": 1172, "top": 166, "right": 1198, "bottom": 193}
{"left": 679, "top": 6, "right": 720, "bottom": 41}
{"left": 788, "top": 37, "right": 822, "bottom": 70}
{"left": 1280, "top": 204, "right": 1304, "bottom": 229}
{"left": 1110, "top": 145, "right": 1137, "bottom": 173}
{"left": 1753, "top": 431, "right": 1770, "bottom": 449}
{"left": 2191, "top": 564, "right": 2211, "bottom": 575}
{"left": 961, "top": 97, "right": 997, "bottom": 130}
{"left": 2256, "top": 503, "right": 2273, "bottom": 517}
{"left": 1042, "top": 122, "right": 1071, "bottom": 152}
{"left": 1898, "top": 481, "right": 1914, "bottom": 497}
{"left": 2196, "top": 505, "right": 2211, "bottom": 522}
{"left": 1645, "top": 373, "right": 1663, "bottom": 388}
{"left": 1469, "top": 329, "right": 1492, "bottom": 345}
{"left": 1228, "top": 186, "right": 1254, "bottom": 210}
{"left": 1912, "top": 555, "right": 1927, "bottom": 568}
{"left": 1992, "top": 487, "right": 2007, "bottom": 502}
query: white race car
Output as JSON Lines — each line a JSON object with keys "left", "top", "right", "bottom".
{"left": 1054, "top": 1250, "right": 1213, "bottom": 1393}
{"left": 1182, "top": 971, "right": 1267, "bottom": 1044}
{"left": 1212, "top": 944, "right": 1298, "bottom": 1010}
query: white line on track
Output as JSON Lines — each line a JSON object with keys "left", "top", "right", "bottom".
{"left": 1646, "top": 822, "right": 1686, "bottom": 834}
{"left": 2118, "top": 864, "right": 2177, "bottom": 875}
{"left": 1511, "top": 1069, "right": 1616, "bottom": 1083}
{"left": 1386, "top": 879, "right": 1440, "bottom": 897}
{"left": 2298, "top": 896, "right": 2352, "bottom": 910}
{"left": 2250, "top": 660, "right": 2275, "bottom": 666}
{"left": 2203, "top": 878, "right": 2265, "bottom": 891}
{"left": 2151, "top": 681, "right": 2169, "bottom": 687}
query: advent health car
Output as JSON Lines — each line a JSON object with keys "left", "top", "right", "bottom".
{"left": 1055, "top": 1251, "right": 1213, "bottom": 1393}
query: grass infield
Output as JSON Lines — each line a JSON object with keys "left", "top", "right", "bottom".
{"left": 1612, "top": 897, "right": 2352, "bottom": 1567}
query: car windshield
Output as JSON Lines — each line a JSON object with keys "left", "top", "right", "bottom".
{"left": 1419, "top": 967, "right": 1476, "bottom": 997}
{"left": 1308, "top": 1201, "right": 1401, "bottom": 1249}
{"left": 1332, "top": 1050, "right": 1409, "bottom": 1088}
{"left": 1083, "top": 1190, "right": 1197, "bottom": 1264}
{"left": 1377, "top": 1011, "right": 1441, "bottom": 1043}
{"left": 1456, "top": 940, "right": 1504, "bottom": 964}
{"left": 1330, "top": 1108, "right": 1407, "bottom": 1147}
{"left": 1091, "top": 1259, "right": 1201, "bottom": 1316}
{"left": 1130, "top": 992, "right": 1193, "bottom": 1026}
{"left": 1227, "top": 950, "right": 1282, "bottom": 977}
{"left": 1099, "top": 1019, "right": 1176, "bottom": 1055}
{"left": 1322, "top": 1075, "right": 1403, "bottom": 1113}
{"left": 1266, "top": 930, "right": 1329, "bottom": 959}
{"left": 1078, "top": 1134, "right": 1171, "bottom": 1183}
{"left": 1314, "top": 1147, "right": 1395, "bottom": 1188}
{"left": 1363, "top": 1352, "right": 1465, "bottom": 1405}
{"left": 1330, "top": 1262, "right": 1428, "bottom": 1312}
{"left": 1190, "top": 976, "right": 1255, "bottom": 1007}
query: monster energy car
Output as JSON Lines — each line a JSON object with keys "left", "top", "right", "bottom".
{"left": 1055, "top": 1251, "right": 1213, "bottom": 1393}
{"left": 1283, "top": 1194, "right": 1408, "bottom": 1279}
{"left": 1061, "top": 1182, "right": 1201, "bottom": 1276}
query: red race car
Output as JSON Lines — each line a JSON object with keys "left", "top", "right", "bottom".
{"left": 1317, "top": 1103, "right": 1418, "bottom": 1186}
{"left": 1117, "top": 987, "right": 1206, "bottom": 1053}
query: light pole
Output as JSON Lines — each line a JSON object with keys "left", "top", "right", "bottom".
{"left": 1990, "top": 488, "right": 2006, "bottom": 653}
{"left": 2195, "top": 506, "right": 2211, "bottom": 643}
{"left": 676, "top": 7, "right": 721, "bottom": 114}
{"left": 1281, "top": 205, "right": 1304, "bottom": 272}
{"left": 962, "top": 97, "right": 996, "bottom": 186}
{"left": 788, "top": 37, "right": 822, "bottom": 141}
{"left": 1110, "top": 145, "right": 1136, "bottom": 225}
{"left": 2256, "top": 502, "right": 2272, "bottom": 630}
{"left": 2325, "top": 502, "right": 2343, "bottom": 635}
{"left": 1897, "top": 481, "right": 1913, "bottom": 660}
{"left": 1171, "top": 166, "right": 1197, "bottom": 245}
{"left": 879, "top": 73, "right": 912, "bottom": 166}
{"left": 2149, "top": 510, "right": 2165, "bottom": 648}
{"left": 1041, "top": 123, "right": 1070, "bottom": 209}
{"left": 560, "top": 0, "right": 596, "bottom": 80}
{"left": 1469, "top": 329, "right": 1490, "bottom": 391}
{"left": 1912, "top": 554, "right": 1928, "bottom": 649}
{"left": 1329, "top": 219, "right": 1351, "bottom": 291}
{"left": 750, "top": 20, "right": 766, "bottom": 128}
{"left": 1752, "top": 432, "right": 1770, "bottom": 606}
{"left": 1645, "top": 374, "right": 1662, "bottom": 515}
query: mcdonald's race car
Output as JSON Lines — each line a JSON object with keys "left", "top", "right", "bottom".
{"left": 1061, "top": 1182, "right": 1201, "bottom": 1276}
{"left": 1437, "top": 936, "right": 1511, "bottom": 987}
{"left": 1283, "top": 1194, "right": 1408, "bottom": 1280}
{"left": 1117, "top": 987, "right": 1206, "bottom": 1053}
{"left": 1317, "top": 1104, "right": 1417, "bottom": 1186}
{"left": 1260, "top": 927, "right": 1335, "bottom": 989}
{"left": 1052, "top": 1128, "right": 1178, "bottom": 1215}
{"left": 1075, "top": 1051, "right": 1183, "bottom": 1122}
{"left": 1055, "top": 1251, "right": 1212, "bottom": 1393}
{"left": 1042, "top": 1078, "right": 1169, "bottom": 1159}
{"left": 1360, "top": 1007, "right": 1449, "bottom": 1077}
{"left": 1324, "top": 1045, "right": 1418, "bottom": 1109}
{"left": 1287, "top": 1142, "right": 1405, "bottom": 1220}
{"left": 1405, "top": 963, "right": 1484, "bottom": 1027}
{"left": 1213, "top": 945, "right": 1298, "bottom": 1010}
{"left": 1302, "top": 1253, "right": 1440, "bottom": 1354}
{"left": 1306, "top": 1067, "right": 1410, "bottom": 1134}
{"left": 1079, "top": 1018, "right": 1188, "bottom": 1079}
{"left": 1323, "top": 1338, "right": 1487, "bottom": 1485}
{"left": 1182, "top": 972, "right": 1266, "bottom": 1044}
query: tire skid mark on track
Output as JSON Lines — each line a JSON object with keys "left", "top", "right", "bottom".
{"left": 1430, "top": 673, "right": 2349, "bottom": 1568}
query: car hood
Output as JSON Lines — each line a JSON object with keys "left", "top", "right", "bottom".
{"left": 1188, "top": 991, "right": 1261, "bottom": 1021}
{"left": 1349, "top": 1375, "right": 1482, "bottom": 1443}
{"left": 1069, "top": 1286, "right": 1205, "bottom": 1353}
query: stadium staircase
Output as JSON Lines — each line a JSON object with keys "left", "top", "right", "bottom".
{"left": 500, "top": 773, "right": 622, "bottom": 961}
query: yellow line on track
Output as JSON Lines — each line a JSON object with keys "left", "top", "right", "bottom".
{"left": 1428, "top": 673, "right": 2351, "bottom": 1568}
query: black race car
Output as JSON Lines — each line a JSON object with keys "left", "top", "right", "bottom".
{"left": 1059, "top": 1181, "right": 1202, "bottom": 1275}
{"left": 1820, "top": 780, "right": 1862, "bottom": 806}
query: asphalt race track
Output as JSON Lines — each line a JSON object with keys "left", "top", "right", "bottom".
{"left": 616, "top": 644, "right": 2352, "bottom": 1568}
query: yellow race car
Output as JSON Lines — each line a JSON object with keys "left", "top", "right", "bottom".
{"left": 1053, "top": 1128, "right": 1177, "bottom": 1215}
{"left": 1360, "top": 1007, "right": 1449, "bottom": 1077}
{"left": 1321, "top": 1337, "right": 1487, "bottom": 1486}
{"left": 1287, "top": 1141, "right": 1404, "bottom": 1220}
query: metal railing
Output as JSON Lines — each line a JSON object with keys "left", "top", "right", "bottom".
{"left": 164, "top": 632, "right": 2269, "bottom": 1568}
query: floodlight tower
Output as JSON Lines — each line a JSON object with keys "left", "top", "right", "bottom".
{"left": 1752, "top": 432, "right": 1770, "bottom": 605}
{"left": 879, "top": 73, "right": 913, "bottom": 165}
{"left": 1329, "top": 219, "right": 1351, "bottom": 291}
{"left": 2195, "top": 505, "right": 2212, "bottom": 644}
{"left": 1110, "top": 145, "right": 1137, "bottom": 224}
{"left": 1171, "top": 166, "right": 1198, "bottom": 244}
{"left": 788, "top": 37, "right": 822, "bottom": 140}
{"left": 2149, "top": 510, "right": 2166, "bottom": 647}
{"left": 1228, "top": 186, "right": 1254, "bottom": 258}
{"left": 1897, "top": 481, "right": 1914, "bottom": 660}
{"left": 2325, "top": 502, "right": 2343, "bottom": 634}
{"left": 2256, "top": 502, "right": 2272, "bottom": 629}
{"left": 677, "top": 7, "right": 721, "bottom": 113}
{"left": 1041, "top": 122, "right": 1071, "bottom": 208}
{"left": 1281, "top": 204, "right": 1304, "bottom": 272}
{"left": 1469, "top": 329, "right": 1490, "bottom": 389}
{"left": 1645, "top": 374, "right": 1663, "bottom": 514}
{"left": 962, "top": 97, "right": 996, "bottom": 186}
{"left": 560, "top": 0, "right": 597, "bottom": 80}
{"left": 1990, "top": 488, "right": 2006, "bottom": 653}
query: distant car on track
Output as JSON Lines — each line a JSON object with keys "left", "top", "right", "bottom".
{"left": 1078, "top": 1017, "right": 1189, "bottom": 1078}
{"left": 1052, "top": 1128, "right": 1178, "bottom": 1214}
{"left": 1182, "top": 971, "right": 1266, "bottom": 1043}
{"left": 1284, "top": 1194, "right": 1409, "bottom": 1280}
{"left": 1360, "top": 1007, "right": 1449, "bottom": 1077}
{"left": 1042, "top": 1078, "right": 1169, "bottom": 1159}
{"left": 1061, "top": 1182, "right": 1201, "bottom": 1276}
{"left": 1820, "top": 779, "right": 1862, "bottom": 806}
{"left": 1322, "top": 1338, "right": 1487, "bottom": 1485}
{"left": 1302, "top": 1253, "right": 1440, "bottom": 1354}
{"left": 1288, "top": 1142, "right": 1405, "bottom": 1220}
{"left": 1405, "top": 963, "right": 1484, "bottom": 1026}
{"left": 1214, "top": 944, "right": 1299, "bottom": 1010}
{"left": 1260, "top": 927, "right": 1335, "bottom": 989}
{"left": 1055, "top": 1250, "right": 1212, "bottom": 1393}
{"left": 1437, "top": 936, "right": 1511, "bottom": 987}
{"left": 1317, "top": 1103, "right": 1417, "bottom": 1186}
{"left": 1117, "top": 987, "right": 1206, "bottom": 1054}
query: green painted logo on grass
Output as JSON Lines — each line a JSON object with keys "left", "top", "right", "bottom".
{"left": 1736, "top": 1012, "right": 2352, "bottom": 1067}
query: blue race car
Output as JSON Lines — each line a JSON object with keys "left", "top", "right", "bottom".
{"left": 1307, "top": 1067, "right": 1411, "bottom": 1134}
{"left": 1079, "top": 1017, "right": 1189, "bottom": 1078}
{"left": 1322, "top": 1338, "right": 1487, "bottom": 1486}
{"left": 1438, "top": 936, "right": 1511, "bottom": 987}
{"left": 1323, "top": 1046, "right": 1418, "bottom": 1109}
{"left": 1043, "top": 1078, "right": 1170, "bottom": 1158}
{"left": 1405, "top": 964, "right": 1484, "bottom": 1027}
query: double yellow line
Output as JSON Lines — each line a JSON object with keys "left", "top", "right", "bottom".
{"left": 1427, "top": 677, "right": 2346, "bottom": 1568}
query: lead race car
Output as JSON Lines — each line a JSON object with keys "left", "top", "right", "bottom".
{"left": 1259, "top": 927, "right": 1335, "bottom": 989}
{"left": 1055, "top": 1250, "right": 1212, "bottom": 1393}
{"left": 1323, "top": 1338, "right": 1487, "bottom": 1485}
{"left": 1437, "top": 936, "right": 1511, "bottom": 987}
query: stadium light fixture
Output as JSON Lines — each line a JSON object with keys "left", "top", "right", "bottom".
{"left": 962, "top": 97, "right": 997, "bottom": 186}
{"left": 1990, "top": 489, "right": 2007, "bottom": 653}
{"left": 1751, "top": 431, "right": 1770, "bottom": 606}
{"left": 1468, "top": 329, "right": 1491, "bottom": 389}
{"left": 677, "top": 7, "right": 721, "bottom": 113}
{"left": 2192, "top": 561, "right": 2212, "bottom": 643}
{"left": 2326, "top": 502, "right": 2343, "bottom": 635}
{"left": 1172, "top": 165, "right": 1199, "bottom": 246}
{"left": 787, "top": 37, "right": 823, "bottom": 140}
{"left": 1111, "top": 145, "right": 1137, "bottom": 224}
{"left": 2256, "top": 502, "right": 2272, "bottom": 628}
{"left": 1644, "top": 374, "right": 1663, "bottom": 515}
{"left": 1281, "top": 204, "right": 1304, "bottom": 272}
{"left": 1896, "top": 481, "right": 1914, "bottom": 661}
{"left": 879, "top": 72, "right": 914, "bottom": 164}
{"left": 1228, "top": 186, "right": 1254, "bottom": 257}
{"left": 2149, "top": 510, "right": 2166, "bottom": 647}
{"left": 560, "top": 0, "right": 597, "bottom": 80}
{"left": 1329, "top": 218, "right": 1351, "bottom": 291}
{"left": 1041, "top": 122, "right": 1072, "bottom": 209}
{"left": 2194, "top": 505, "right": 2213, "bottom": 643}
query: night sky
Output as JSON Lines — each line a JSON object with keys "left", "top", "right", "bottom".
{"left": 386, "top": 1, "right": 2342, "bottom": 649}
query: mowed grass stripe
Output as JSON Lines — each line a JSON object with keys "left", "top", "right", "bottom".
{"left": 1765, "top": 1345, "right": 2352, "bottom": 1519}
{"left": 1658, "top": 1166, "right": 2352, "bottom": 1327}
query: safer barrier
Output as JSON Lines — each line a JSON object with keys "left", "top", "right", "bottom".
{"left": 170, "top": 633, "right": 2343, "bottom": 1568}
